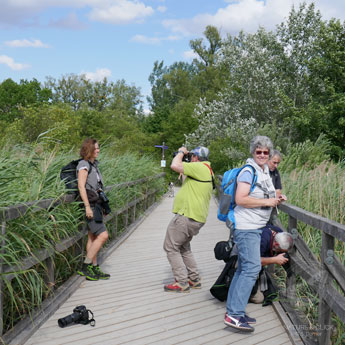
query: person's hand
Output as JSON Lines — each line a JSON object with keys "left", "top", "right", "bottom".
{"left": 265, "top": 197, "right": 280, "bottom": 207}
{"left": 277, "top": 194, "right": 287, "bottom": 205}
{"left": 275, "top": 253, "right": 289, "bottom": 265}
{"left": 178, "top": 146, "right": 188, "bottom": 155}
{"left": 85, "top": 206, "right": 93, "bottom": 219}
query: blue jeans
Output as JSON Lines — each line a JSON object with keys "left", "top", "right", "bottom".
{"left": 226, "top": 229, "right": 262, "bottom": 317}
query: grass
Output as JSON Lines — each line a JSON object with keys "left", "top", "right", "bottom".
{"left": 277, "top": 160, "right": 345, "bottom": 343}
{"left": 0, "top": 142, "right": 166, "bottom": 335}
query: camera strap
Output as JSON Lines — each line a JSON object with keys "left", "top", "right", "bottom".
{"left": 87, "top": 309, "right": 96, "bottom": 327}
{"left": 187, "top": 163, "right": 215, "bottom": 189}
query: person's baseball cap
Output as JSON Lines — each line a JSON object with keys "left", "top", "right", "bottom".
{"left": 190, "top": 146, "right": 209, "bottom": 159}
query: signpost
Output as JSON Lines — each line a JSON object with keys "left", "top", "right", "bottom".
{"left": 155, "top": 142, "right": 168, "bottom": 168}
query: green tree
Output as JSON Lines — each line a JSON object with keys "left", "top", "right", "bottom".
{"left": 0, "top": 78, "right": 51, "bottom": 122}
{"left": 307, "top": 18, "right": 345, "bottom": 158}
{"left": 3, "top": 104, "right": 82, "bottom": 149}
{"left": 45, "top": 74, "right": 144, "bottom": 115}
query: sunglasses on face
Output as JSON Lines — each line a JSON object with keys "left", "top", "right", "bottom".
{"left": 255, "top": 150, "right": 269, "bottom": 156}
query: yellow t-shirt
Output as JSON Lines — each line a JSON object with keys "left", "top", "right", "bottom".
{"left": 172, "top": 161, "right": 213, "bottom": 223}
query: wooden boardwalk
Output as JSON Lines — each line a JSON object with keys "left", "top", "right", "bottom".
{"left": 24, "top": 193, "right": 294, "bottom": 345}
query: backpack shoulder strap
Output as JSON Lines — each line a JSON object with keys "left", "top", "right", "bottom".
{"left": 202, "top": 163, "right": 214, "bottom": 176}
{"left": 241, "top": 164, "right": 257, "bottom": 191}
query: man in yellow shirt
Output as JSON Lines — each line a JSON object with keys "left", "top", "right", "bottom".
{"left": 163, "top": 146, "right": 213, "bottom": 292}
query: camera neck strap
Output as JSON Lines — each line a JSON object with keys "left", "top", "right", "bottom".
{"left": 87, "top": 309, "right": 96, "bottom": 327}
{"left": 187, "top": 163, "right": 215, "bottom": 189}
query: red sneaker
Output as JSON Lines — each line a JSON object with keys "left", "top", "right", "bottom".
{"left": 188, "top": 278, "right": 201, "bottom": 289}
{"left": 164, "top": 282, "right": 190, "bottom": 293}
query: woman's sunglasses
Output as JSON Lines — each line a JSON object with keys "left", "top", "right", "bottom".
{"left": 255, "top": 150, "right": 269, "bottom": 156}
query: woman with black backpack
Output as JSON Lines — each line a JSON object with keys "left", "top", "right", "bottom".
{"left": 76, "top": 138, "right": 110, "bottom": 281}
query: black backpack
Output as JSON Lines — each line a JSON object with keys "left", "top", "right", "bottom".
{"left": 60, "top": 159, "right": 92, "bottom": 194}
{"left": 210, "top": 240, "right": 278, "bottom": 305}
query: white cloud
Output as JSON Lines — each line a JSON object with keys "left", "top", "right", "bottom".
{"left": 143, "top": 108, "right": 152, "bottom": 116}
{"left": 131, "top": 34, "right": 179, "bottom": 45}
{"left": 0, "top": 0, "right": 154, "bottom": 27}
{"left": 131, "top": 35, "right": 161, "bottom": 44}
{"left": 5, "top": 39, "right": 50, "bottom": 48}
{"left": 183, "top": 50, "right": 198, "bottom": 60}
{"left": 0, "top": 55, "right": 30, "bottom": 70}
{"left": 88, "top": 0, "right": 154, "bottom": 24}
{"left": 163, "top": 0, "right": 345, "bottom": 37}
{"left": 81, "top": 68, "right": 112, "bottom": 82}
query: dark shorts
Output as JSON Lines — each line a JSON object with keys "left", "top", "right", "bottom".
{"left": 86, "top": 217, "right": 106, "bottom": 236}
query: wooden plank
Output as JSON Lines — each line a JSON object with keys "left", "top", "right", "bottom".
{"left": 293, "top": 236, "right": 320, "bottom": 271}
{"left": 318, "top": 232, "right": 334, "bottom": 345}
{"left": 6, "top": 196, "right": 163, "bottom": 345}
{"left": 272, "top": 301, "right": 304, "bottom": 345}
{"left": 21, "top": 195, "right": 292, "bottom": 345}
{"left": 3, "top": 248, "right": 54, "bottom": 282}
{"left": 325, "top": 255, "right": 345, "bottom": 293}
{"left": 280, "top": 203, "right": 345, "bottom": 242}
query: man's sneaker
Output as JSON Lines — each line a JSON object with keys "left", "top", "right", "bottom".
{"left": 188, "top": 278, "right": 201, "bottom": 289}
{"left": 93, "top": 265, "right": 110, "bottom": 280}
{"left": 224, "top": 313, "right": 254, "bottom": 332}
{"left": 164, "top": 282, "right": 190, "bottom": 293}
{"left": 77, "top": 263, "right": 99, "bottom": 281}
{"left": 244, "top": 314, "right": 256, "bottom": 324}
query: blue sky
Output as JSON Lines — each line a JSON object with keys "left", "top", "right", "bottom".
{"left": 1, "top": 0, "right": 345, "bottom": 111}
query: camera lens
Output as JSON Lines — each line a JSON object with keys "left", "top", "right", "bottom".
{"left": 58, "top": 312, "right": 81, "bottom": 328}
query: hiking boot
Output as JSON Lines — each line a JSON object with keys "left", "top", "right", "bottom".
{"left": 164, "top": 282, "right": 190, "bottom": 293}
{"left": 93, "top": 265, "right": 110, "bottom": 280}
{"left": 188, "top": 278, "right": 201, "bottom": 289}
{"left": 77, "top": 263, "right": 99, "bottom": 281}
{"left": 224, "top": 313, "right": 254, "bottom": 332}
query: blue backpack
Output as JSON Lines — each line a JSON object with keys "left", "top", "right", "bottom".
{"left": 217, "top": 164, "right": 257, "bottom": 230}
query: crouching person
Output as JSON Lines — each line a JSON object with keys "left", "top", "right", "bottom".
{"left": 250, "top": 225, "right": 294, "bottom": 304}
{"left": 163, "top": 146, "right": 213, "bottom": 292}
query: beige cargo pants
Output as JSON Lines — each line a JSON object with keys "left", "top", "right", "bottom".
{"left": 163, "top": 214, "right": 204, "bottom": 285}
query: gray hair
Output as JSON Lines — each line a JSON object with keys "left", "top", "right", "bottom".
{"left": 271, "top": 149, "right": 282, "bottom": 159}
{"left": 250, "top": 136, "right": 274, "bottom": 157}
{"left": 275, "top": 232, "right": 294, "bottom": 251}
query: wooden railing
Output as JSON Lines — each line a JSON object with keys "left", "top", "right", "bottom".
{"left": 276, "top": 203, "right": 345, "bottom": 345}
{"left": 216, "top": 175, "right": 345, "bottom": 345}
{"left": 0, "top": 172, "right": 165, "bottom": 344}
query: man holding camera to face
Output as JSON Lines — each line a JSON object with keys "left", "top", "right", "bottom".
{"left": 163, "top": 146, "right": 213, "bottom": 293}
{"left": 249, "top": 225, "right": 294, "bottom": 304}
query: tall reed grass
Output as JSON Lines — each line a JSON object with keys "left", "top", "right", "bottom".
{"left": 279, "top": 161, "right": 345, "bottom": 343}
{"left": 0, "top": 142, "right": 165, "bottom": 334}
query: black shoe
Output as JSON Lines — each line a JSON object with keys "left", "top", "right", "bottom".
{"left": 93, "top": 265, "right": 110, "bottom": 280}
{"left": 77, "top": 263, "right": 99, "bottom": 281}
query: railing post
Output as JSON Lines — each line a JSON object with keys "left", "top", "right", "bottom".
{"left": 132, "top": 195, "right": 136, "bottom": 223}
{"left": 286, "top": 216, "right": 297, "bottom": 307}
{"left": 318, "top": 232, "right": 334, "bottom": 345}
{"left": 44, "top": 254, "right": 55, "bottom": 296}
{"left": 144, "top": 180, "right": 148, "bottom": 211}
{"left": 114, "top": 212, "right": 118, "bottom": 237}
{"left": 0, "top": 221, "right": 5, "bottom": 336}
{"left": 125, "top": 185, "right": 129, "bottom": 229}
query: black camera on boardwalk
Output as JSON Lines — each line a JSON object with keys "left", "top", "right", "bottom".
{"left": 58, "top": 305, "right": 95, "bottom": 328}
{"left": 172, "top": 151, "right": 193, "bottom": 162}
